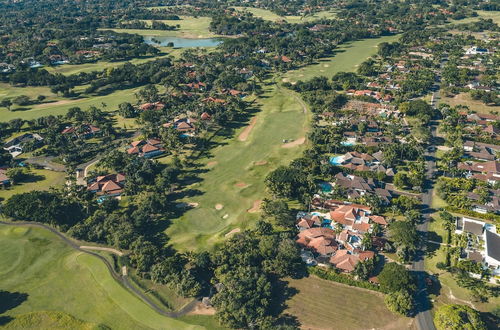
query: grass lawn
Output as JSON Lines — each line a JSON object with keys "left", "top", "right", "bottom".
{"left": 441, "top": 92, "right": 499, "bottom": 115}
{"left": 0, "top": 86, "right": 141, "bottom": 122}
{"left": 0, "top": 225, "right": 201, "bottom": 329}
{"left": 232, "top": 7, "right": 337, "bottom": 23}
{"left": 0, "top": 169, "right": 66, "bottom": 201}
{"left": 282, "top": 35, "right": 400, "bottom": 83}
{"left": 285, "top": 276, "right": 411, "bottom": 329}
{"left": 104, "top": 16, "right": 219, "bottom": 39}
{"left": 448, "top": 10, "right": 500, "bottom": 25}
{"left": 166, "top": 83, "right": 310, "bottom": 251}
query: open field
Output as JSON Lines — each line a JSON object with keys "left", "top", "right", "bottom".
{"left": 449, "top": 10, "right": 500, "bottom": 25}
{"left": 104, "top": 16, "right": 219, "bottom": 39}
{"left": 286, "top": 276, "right": 411, "bottom": 329}
{"left": 0, "top": 224, "right": 201, "bottom": 329}
{"left": 0, "top": 169, "right": 66, "bottom": 201}
{"left": 166, "top": 84, "right": 310, "bottom": 251}
{"left": 282, "top": 35, "right": 400, "bottom": 83}
{"left": 0, "top": 86, "right": 141, "bottom": 122}
{"left": 233, "top": 7, "right": 337, "bottom": 23}
{"left": 441, "top": 92, "right": 499, "bottom": 115}
{"left": 45, "top": 49, "right": 182, "bottom": 76}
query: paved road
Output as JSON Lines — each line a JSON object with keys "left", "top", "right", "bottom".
{"left": 0, "top": 220, "right": 199, "bottom": 318}
{"left": 412, "top": 77, "right": 442, "bottom": 330}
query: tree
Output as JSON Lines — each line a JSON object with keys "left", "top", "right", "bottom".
{"left": 261, "top": 198, "right": 294, "bottom": 227}
{"left": 384, "top": 290, "right": 414, "bottom": 316}
{"left": 5, "top": 168, "right": 29, "bottom": 184}
{"left": 378, "top": 263, "right": 415, "bottom": 293}
{"left": 1, "top": 99, "right": 12, "bottom": 111}
{"left": 136, "top": 84, "right": 159, "bottom": 103}
{"left": 118, "top": 102, "right": 136, "bottom": 118}
{"left": 265, "top": 166, "right": 314, "bottom": 201}
{"left": 388, "top": 221, "right": 419, "bottom": 262}
{"left": 13, "top": 95, "right": 30, "bottom": 106}
{"left": 212, "top": 266, "right": 273, "bottom": 328}
{"left": 434, "top": 304, "right": 486, "bottom": 330}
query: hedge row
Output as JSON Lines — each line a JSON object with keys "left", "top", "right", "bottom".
{"left": 444, "top": 206, "right": 500, "bottom": 223}
{"left": 308, "top": 266, "right": 383, "bottom": 293}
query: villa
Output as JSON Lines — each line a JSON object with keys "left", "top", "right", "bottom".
{"left": 87, "top": 173, "right": 126, "bottom": 198}
{"left": 127, "top": 139, "right": 165, "bottom": 158}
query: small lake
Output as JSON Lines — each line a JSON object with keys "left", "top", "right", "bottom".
{"left": 143, "top": 36, "right": 222, "bottom": 48}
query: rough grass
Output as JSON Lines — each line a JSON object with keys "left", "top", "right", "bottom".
{"left": 0, "top": 86, "right": 141, "bottom": 122}
{"left": 441, "top": 92, "right": 499, "bottom": 115}
{"left": 2, "top": 311, "right": 104, "bottom": 329}
{"left": 0, "top": 225, "right": 201, "bottom": 330}
{"left": 103, "top": 16, "right": 219, "bottom": 39}
{"left": 232, "top": 7, "right": 337, "bottom": 23}
{"left": 0, "top": 169, "right": 66, "bottom": 201}
{"left": 286, "top": 276, "right": 411, "bottom": 330}
{"left": 282, "top": 35, "right": 400, "bottom": 83}
{"left": 166, "top": 84, "right": 310, "bottom": 252}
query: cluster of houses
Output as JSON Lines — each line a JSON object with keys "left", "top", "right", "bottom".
{"left": 458, "top": 160, "right": 500, "bottom": 186}
{"left": 296, "top": 200, "right": 388, "bottom": 274}
{"left": 460, "top": 112, "right": 499, "bottom": 141}
{"left": 330, "top": 151, "right": 395, "bottom": 177}
{"left": 455, "top": 217, "right": 500, "bottom": 279}
{"left": 61, "top": 124, "right": 101, "bottom": 139}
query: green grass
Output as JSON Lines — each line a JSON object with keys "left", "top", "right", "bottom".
{"left": 282, "top": 35, "right": 400, "bottom": 83}
{"left": 166, "top": 84, "right": 310, "bottom": 251}
{"left": 177, "top": 315, "right": 227, "bottom": 330}
{"left": 0, "top": 83, "right": 57, "bottom": 101}
{"left": 441, "top": 92, "right": 499, "bottom": 115}
{"left": 0, "top": 169, "right": 66, "bottom": 201}
{"left": 2, "top": 311, "right": 104, "bottom": 329}
{"left": 0, "top": 224, "right": 202, "bottom": 330}
{"left": 449, "top": 10, "right": 500, "bottom": 25}
{"left": 232, "top": 7, "right": 337, "bottom": 23}
{"left": 285, "top": 276, "right": 410, "bottom": 329}
{"left": 103, "top": 16, "right": 219, "bottom": 39}
{"left": 0, "top": 87, "right": 142, "bottom": 122}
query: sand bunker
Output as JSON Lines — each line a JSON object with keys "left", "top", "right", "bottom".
{"left": 247, "top": 200, "right": 262, "bottom": 213}
{"left": 225, "top": 228, "right": 241, "bottom": 237}
{"left": 255, "top": 160, "right": 268, "bottom": 166}
{"left": 238, "top": 117, "right": 257, "bottom": 142}
{"left": 207, "top": 161, "right": 217, "bottom": 167}
{"left": 282, "top": 137, "right": 306, "bottom": 148}
{"left": 215, "top": 204, "right": 224, "bottom": 210}
{"left": 234, "top": 182, "right": 247, "bottom": 187}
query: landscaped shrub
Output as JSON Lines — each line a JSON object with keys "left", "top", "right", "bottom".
{"left": 308, "top": 267, "right": 382, "bottom": 292}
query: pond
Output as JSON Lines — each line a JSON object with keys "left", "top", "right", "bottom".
{"left": 143, "top": 36, "right": 222, "bottom": 48}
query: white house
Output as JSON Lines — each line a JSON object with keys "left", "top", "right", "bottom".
{"left": 484, "top": 230, "right": 500, "bottom": 276}
{"left": 465, "top": 46, "right": 489, "bottom": 55}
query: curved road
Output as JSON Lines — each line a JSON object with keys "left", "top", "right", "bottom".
{"left": 0, "top": 220, "right": 199, "bottom": 318}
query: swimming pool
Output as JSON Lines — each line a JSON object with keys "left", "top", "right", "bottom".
{"left": 330, "top": 156, "right": 343, "bottom": 165}
{"left": 341, "top": 141, "right": 355, "bottom": 146}
{"left": 319, "top": 182, "right": 332, "bottom": 192}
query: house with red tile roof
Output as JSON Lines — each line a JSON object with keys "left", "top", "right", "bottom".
{"left": 140, "top": 102, "right": 165, "bottom": 111}
{"left": 87, "top": 173, "right": 125, "bottom": 198}
{"left": 296, "top": 227, "right": 338, "bottom": 256}
{"left": 61, "top": 124, "right": 101, "bottom": 139}
{"left": 127, "top": 139, "right": 165, "bottom": 158}
{"left": 458, "top": 160, "right": 500, "bottom": 185}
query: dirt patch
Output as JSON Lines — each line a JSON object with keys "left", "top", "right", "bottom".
{"left": 215, "top": 203, "right": 224, "bottom": 210}
{"left": 175, "top": 202, "right": 199, "bottom": 209}
{"left": 323, "top": 64, "right": 330, "bottom": 67}
{"left": 247, "top": 200, "right": 262, "bottom": 213}
{"left": 207, "top": 161, "right": 217, "bottom": 167}
{"left": 234, "top": 182, "right": 247, "bottom": 187}
{"left": 188, "top": 302, "right": 216, "bottom": 316}
{"left": 225, "top": 228, "right": 241, "bottom": 237}
{"left": 255, "top": 160, "right": 268, "bottom": 166}
{"left": 282, "top": 78, "right": 290, "bottom": 83}
{"left": 34, "top": 99, "right": 78, "bottom": 108}
{"left": 282, "top": 137, "right": 306, "bottom": 148}
{"left": 238, "top": 116, "right": 257, "bottom": 142}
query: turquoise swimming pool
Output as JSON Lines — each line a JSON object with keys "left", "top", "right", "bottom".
{"left": 330, "top": 156, "right": 343, "bottom": 165}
